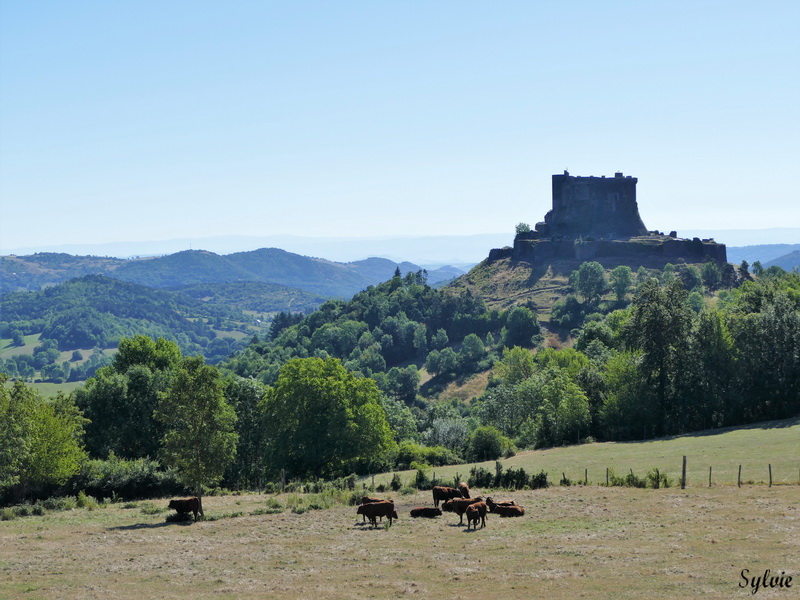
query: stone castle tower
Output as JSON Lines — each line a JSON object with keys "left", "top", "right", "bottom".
{"left": 539, "top": 171, "right": 648, "bottom": 238}
{"left": 489, "top": 171, "right": 727, "bottom": 265}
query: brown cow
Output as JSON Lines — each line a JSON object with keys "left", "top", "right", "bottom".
{"left": 486, "top": 497, "right": 524, "bottom": 517}
{"left": 357, "top": 501, "right": 398, "bottom": 527}
{"left": 457, "top": 481, "right": 470, "bottom": 498}
{"left": 358, "top": 496, "right": 387, "bottom": 523}
{"left": 442, "top": 496, "right": 483, "bottom": 525}
{"left": 432, "top": 486, "right": 462, "bottom": 507}
{"left": 409, "top": 506, "right": 442, "bottom": 518}
{"left": 465, "top": 501, "right": 488, "bottom": 530}
{"left": 168, "top": 497, "right": 200, "bottom": 522}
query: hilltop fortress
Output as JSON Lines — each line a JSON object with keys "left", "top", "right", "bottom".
{"left": 489, "top": 171, "right": 727, "bottom": 265}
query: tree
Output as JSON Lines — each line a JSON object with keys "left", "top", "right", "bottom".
{"left": 0, "top": 377, "right": 86, "bottom": 501}
{"left": 260, "top": 357, "right": 394, "bottom": 478}
{"left": 466, "top": 426, "right": 511, "bottom": 461}
{"left": 701, "top": 261, "right": 722, "bottom": 291}
{"left": 155, "top": 356, "right": 238, "bottom": 518}
{"left": 224, "top": 376, "right": 269, "bottom": 490}
{"left": 458, "top": 333, "right": 486, "bottom": 371}
{"left": 609, "top": 266, "right": 633, "bottom": 303}
{"left": 113, "top": 335, "right": 181, "bottom": 373}
{"left": 493, "top": 346, "right": 535, "bottom": 385}
{"left": 431, "top": 328, "right": 449, "bottom": 350}
{"left": 570, "top": 262, "right": 608, "bottom": 305}
{"left": 623, "top": 278, "right": 693, "bottom": 435}
{"left": 502, "top": 306, "right": 540, "bottom": 348}
{"left": 752, "top": 261, "right": 764, "bottom": 277}
{"left": 740, "top": 260, "right": 749, "bottom": 275}
{"left": 515, "top": 222, "right": 531, "bottom": 236}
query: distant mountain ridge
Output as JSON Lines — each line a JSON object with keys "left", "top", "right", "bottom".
{"left": 765, "top": 250, "right": 800, "bottom": 271}
{"left": 726, "top": 244, "right": 800, "bottom": 267}
{"left": 1, "top": 248, "right": 464, "bottom": 297}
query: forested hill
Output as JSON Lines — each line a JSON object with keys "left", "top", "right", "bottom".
{"left": 0, "top": 275, "right": 253, "bottom": 377}
{"left": 1, "top": 249, "right": 464, "bottom": 296}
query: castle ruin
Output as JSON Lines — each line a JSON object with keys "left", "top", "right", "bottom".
{"left": 489, "top": 171, "right": 727, "bottom": 265}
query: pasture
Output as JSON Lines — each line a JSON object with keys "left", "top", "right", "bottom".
{"left": 378, "top": 416, "right": 800, "bottom": 489}
{"left": 1, "top": 484, "right": 797, "bottom": 599}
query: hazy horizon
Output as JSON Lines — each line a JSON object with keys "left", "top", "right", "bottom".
{"left": 4, "top": 228, "right": 799, "bottom": 266}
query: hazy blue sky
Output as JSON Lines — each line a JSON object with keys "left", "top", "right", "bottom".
{"left": 1, "top": 1, "right": 798, "bottom": 254}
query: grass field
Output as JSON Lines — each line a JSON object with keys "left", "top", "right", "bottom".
{"left": 377, "top": 416, "right": 800, "bottom": 489}
{"left": 1, "top": 485, "right": 797, "bottom": 599}
{"left": 1, "top": 418, "right": 798, "bottom": 599}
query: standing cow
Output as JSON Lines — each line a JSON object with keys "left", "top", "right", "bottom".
{"left": 357, "top": 500, "right": 399, "bottom": 527}
{"left": 465, "top": 501, "right": 488, "bottom": 530}
{"left": 432, "top": 486, "right": 462, "bottom": 507}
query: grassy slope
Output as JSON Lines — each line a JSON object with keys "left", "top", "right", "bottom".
{"left": 376, "top": 416, "right": 800, "bottom": 488}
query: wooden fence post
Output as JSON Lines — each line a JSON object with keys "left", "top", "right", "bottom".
{"left": 606, "top": 467, "right": 609, "bottom": 487}
{"left": 709, "top": 466, "right": 712, "bottom": 488}
{"left": 681, "top": 456, "right": 687, "bottom": 489}
{"left": 738, "top": 465, "right": 742, "bottom": 488}
{"left": 585, "top": 468, "right": 588, "bottom": 486}
{"left": 655, "top": 468, "right": 660, "bottom": 489}
{"left": 769, "top": 464, "right": 773, "bottom": 488}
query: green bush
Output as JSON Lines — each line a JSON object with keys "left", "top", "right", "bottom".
{"left": 66, "top": 455, "right": 187, "bottom": 502}
{"left": 139, "top": 502, "right": 166, "bottom": 515}
{"left": 608, "top": 469, "right": 647, "bottom": 488}
{"left": 467, "top": 463, "right": 549, "bottom": 490}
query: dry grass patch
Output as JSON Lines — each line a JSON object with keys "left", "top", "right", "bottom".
{"left": 1, "top": 486, "right": 797, "bottom": 599}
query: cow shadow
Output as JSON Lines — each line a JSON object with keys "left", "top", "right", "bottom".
{"left": 108, "top": 521, "right": 194, "bottom": 531}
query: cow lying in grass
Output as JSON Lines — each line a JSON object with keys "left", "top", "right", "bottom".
{"left": 357, "top": 500, "right": 398, "bottom": 527}
{"left": 409, "top": 506, "right": 442, "bottom": 518}
{"left": 465, "top": 501, "right": 488, "bottom": 530}
{"left": 442, "top": 496, "right": 483, "bottom": 525}
{"left": 168, "top": 497, "right": 200, "bottom": 522}
{"left": 486, "top": 496, "right": 525, "bottom": 517}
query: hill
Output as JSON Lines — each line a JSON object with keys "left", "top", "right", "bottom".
{"left": 0, "top": 275, "right": 258, "bottom": 380}
{"left": 726, "top": 243, "right": 800, "bottom": 266}
{"left": 1, "top": 249, "right": 465, "bottom": 298}
{"left": 175, "top": 281, "right": 329, "bottom": 314}
{"left": 765, "top": 249, "right": 800, "bottom": 271}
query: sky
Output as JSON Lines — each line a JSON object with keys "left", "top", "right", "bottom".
{"left": 1, "top": 1, "right": 799, "bottom": 256}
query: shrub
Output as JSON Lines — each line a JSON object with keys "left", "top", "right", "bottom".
{"left": 76, "top": 490, "right": 100, "bottom": 510}
{"left": 646, "top": 468, "right": 672, "bottom": 489}
{"left": 608, "top": 469, "right": 647, "bottom": 488}
{"left": 140, "top": 502, "right": 165, "bottom": 515}
{"left": 414, "top": 468, "right": 431, "bottom": 490}
{"left": 466, "top": 426, "right": 514, "bottom": 462}
{"left": 467, "top": 463, "right": 549, "bottom": 490}
{"left": 66, "top": 456, "right": 186, "bottom": 502}
{"left": 389, "top": 473, "right": 402, "bottom": 492}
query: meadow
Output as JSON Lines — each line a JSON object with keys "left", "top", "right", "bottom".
{"left": 1, "top": 418, "right": 798, "bottom": 600}
{"left": 1, "top": 486, "right": 797, "bottom": 599}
